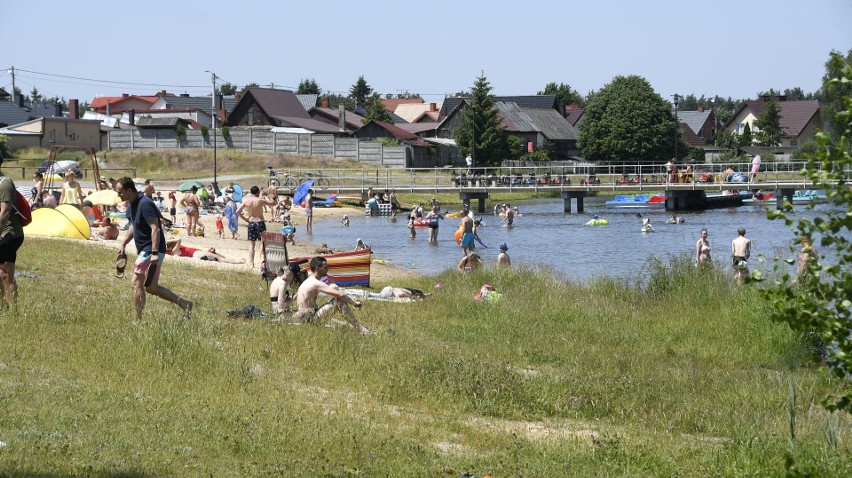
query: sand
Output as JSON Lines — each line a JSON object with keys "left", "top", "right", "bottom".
{"left": 88, "top": 201, "right": 419, "bottom": 285}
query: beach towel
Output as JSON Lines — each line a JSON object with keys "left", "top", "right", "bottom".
{"left": 223, "top": 200, "right": 238, "bottom": 233}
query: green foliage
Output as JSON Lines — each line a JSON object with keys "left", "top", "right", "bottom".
{"left": 218, "top": 82, "right": 237, "bottom": 96}
{"left": 174, "top": 124, "right": 186, "bottom": 141}
{"left": 506, "top": 135, "right": 526, "bottom": 160}
{"left": 0, "top": 133, "right": 9, "bottom": 158}
{"left": 578, "top": 75, "right": 678, "bottom": 163}
{"left": 817, "top": 49, "right": 852, "bottom": 138}
{"left": 756, "top": 54, "right": 852, "bottom": 414}
{"left": 296, "top": 78, "right": 321, "bottom": 95}
{"left": 363, "top": 93, "right": 392, "bottom": 123}
{"left": 240, "top": 82, "right": 259, "bottom": 96}
{"left": 378, "top": 137, "right": 400, "bottom": 147}
{"left": 453, "top": 73, "right": 506, "bottom": 166}
{"left": 685, "top": 147, "right": 705, "bottom": 163}
{"left": 221, "top": 125, "right": 231, "bottom": 141}
{"left": 349, "top": 75, "right": 372, "bottom": 105}
{"left": 740, "top": 123, "right": 753, "bottom": 147}
{"left": 792, "top": 140, "right": 820, "bottom": 159}
{"left": 755, "top": 95, "right": 784, "bottom": 147}
{"left": 538, "top": 82, "right": 583, "bottom": 107}
{"left": 199, "top": 125, "right": 209, "bottom": 136}
{"left": 520, "top": 150, "right": 550, "bottom": 162}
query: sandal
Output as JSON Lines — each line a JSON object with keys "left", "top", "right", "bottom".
{"left": 115, "top": 252, "right": 128, "bottom": 278}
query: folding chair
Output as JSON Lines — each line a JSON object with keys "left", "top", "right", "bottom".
{"left": 259, "top": 231, "right": 289, "bottom": 289}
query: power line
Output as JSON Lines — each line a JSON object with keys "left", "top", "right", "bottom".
{"left": 14, "top": 68, "right": 206, "bottom": 89}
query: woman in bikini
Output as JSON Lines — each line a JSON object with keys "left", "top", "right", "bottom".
{"left": 166, "top": 238, "right": 245, "bottom": 263}
{"left": 457, "top": 252, "right": 482, "bottom": 272}
{"left": 695, "top": 228, "right": 712, "bottom": 265}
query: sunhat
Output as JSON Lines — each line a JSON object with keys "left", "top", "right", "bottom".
{"left": 499, "top": 243, "right": 508, "bottom": 252}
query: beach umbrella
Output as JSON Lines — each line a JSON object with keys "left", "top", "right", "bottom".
{"left": 178, "top": 180, "right": 205, "bottom": 192}
{"left": 85, "top": 189, "right": 122, "bottom": 206}
{"left": 293, "top": 179, "right": 314, "bottom": 206}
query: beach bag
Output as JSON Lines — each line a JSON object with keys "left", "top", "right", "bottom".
{"left": 1, "top": 177, "right": 32, "bottom": 226}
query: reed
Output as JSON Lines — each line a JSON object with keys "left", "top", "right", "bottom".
{"left": 0, "top": 238, "right": 847, "bottom": 476}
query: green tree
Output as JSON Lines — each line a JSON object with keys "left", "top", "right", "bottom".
{"left": 578, "top": 75, "right": 678, "bottom": 163}
{"left": 754, "top": 95, "right": 784, "bottom": 146}
{"left": 349, "top": 75, "right": 372, "bottom": 105}
{"left": 297, "top": 78, "right": 321, "bottom": 95}
{"left": 218, "top": 83, "right": 237, "bottom": 96}
{"left": 0, "top": 134, "right": 10, "bottom": 158}
{"left": 29, "top": 87, "right": 42, "bottom": 103}
{"left": 240, "top": 83, "right": 259, "bottom": 95}
{"left": 363, "top": 93, "right": 392, "bottom": 123}
{"left": 817, "top": 48, "right": 852, "bottom": 138}
{"left": 755, "top": 52, "right": 852, "bottom": 413}
{"left": 453, "top": 73, "right": 506, "bottom": 167}
{"left": 538, "top": 82, "right": 583, "bottom": 107}
{"left": 740, "top": 123, "right": 753, "bottom": 147}
{"left": 506, "top": 135, "right": 526, "bottom": 160}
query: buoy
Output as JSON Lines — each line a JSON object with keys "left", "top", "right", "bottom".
{"left": 454, "top": 229, "right": 463, "bottom": 245}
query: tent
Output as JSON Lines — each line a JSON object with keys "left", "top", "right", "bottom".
{"left": 23, "top": 204, "right": 91, "bottom": 240}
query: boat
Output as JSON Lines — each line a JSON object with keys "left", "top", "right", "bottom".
{"left": 741, "top": 191, "right": 776, "bottom": 205}
{"left": 605, "top": 193, "right": 666, "bottom": 209}
{"left": 791, "top": 190, "right": 828, "bottom": 204}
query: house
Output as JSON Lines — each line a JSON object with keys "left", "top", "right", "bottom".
{"left": 0, "top": 95, "right": 64, "bottom": 128}
{"left": 394, "top": 103, "right": 441, "bottom": 123}
{"left": 0, "top": 117, "right": 102, "bottom": 151}
{"left": 309, "top": 97, "right": 366, "bottom": 132}
{"left": 353, "top": 120, "right": 434, "bottom": 168}
{"left": 677, "top": 107, "right": 716, "bottom": 145}
{"left": 722, "top": 97, "right": 822, "bottom": 148}
{"left": 563, "top": 104, "right": 584, "bottom": 126}
{"left": 224, "top": 87, "right": 344, "bottom": 134}
{"left": 149, "top": 93, "right": 240, "bottom": 127}
{"left": 90, "top": 93, "right": 160, "bottom": 115}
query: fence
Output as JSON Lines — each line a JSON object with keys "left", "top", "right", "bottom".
{"left": 107, "top": 129, "right": 409, "bottom": 168}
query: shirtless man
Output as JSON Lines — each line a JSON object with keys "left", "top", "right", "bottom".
{"left": 266, "top": 184, "right": 280, "bottom": 219}
{"left": 459, "top": 207, "right": 475, "bottom": 256}
{"left": 95, "top": 217, "right": 119, "bottom": 240}
{"left": 236, "top": 185, "right": 275, "bottom": 268}
{"left": 180, "top": 186, "right": 202, "bottom": 237}
{"left": 270, "top": 266, "right": 295, "bottom": 317}
{"left": 293, "top": 256, "right": 370, "bottom": 334}
{"left": 731, "top": 227, "right": 752, "bottom": 284}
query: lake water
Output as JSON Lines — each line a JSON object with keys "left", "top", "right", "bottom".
{"left": 304, "top": 198, "right": 840, "bottom": 282}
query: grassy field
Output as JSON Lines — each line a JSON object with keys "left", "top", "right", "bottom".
{"left": 0, "top": 238, "right": 848, "bottom": 476}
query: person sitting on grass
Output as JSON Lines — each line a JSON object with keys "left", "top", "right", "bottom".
{"left": 457, "top": 252, "right": 482, "bottom": 272}
{"left": 292, "top": 256, "right": 370, "bottom": 334}
{"left": 165, "top": 237, "right": 245, "bottom": 263}
{"left": 95, "top": 217, "right": 119, "bottom": 241}
{"left": 270, "top": 265, "right": 296, "bottom": 317}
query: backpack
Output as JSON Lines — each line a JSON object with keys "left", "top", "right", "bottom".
{"left": 1, "top": 177, "right": 32, "bottom": 226}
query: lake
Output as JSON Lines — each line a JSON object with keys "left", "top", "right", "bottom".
{"left": 305, "top": 198, "right": 840, "bottom": 282}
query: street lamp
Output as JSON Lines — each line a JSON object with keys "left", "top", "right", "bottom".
{"left": 204, "top": 70, "right": 218, "bottom": 190}
{"left": 672, "top": 93, "right": 681, "bottom": 160}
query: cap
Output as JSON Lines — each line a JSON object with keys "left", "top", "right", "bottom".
{"left": 499, "top": 243, "right": 508, "bottom": 252}
{"left": 343, "top": 214, "right": 348, "bottom": 219}
{"left": 593, "top": 214, "right": 599, "bottom": 219}
{"left": 99, "top": 176, "right": 106, "bottom": 181}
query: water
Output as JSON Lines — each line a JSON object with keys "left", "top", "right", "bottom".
{"left": 304, "top": 198, "right": 840, "bottom": 281}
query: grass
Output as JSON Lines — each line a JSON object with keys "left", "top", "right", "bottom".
{"left": 0, "top": 238, "right": 848, "bottom": 476}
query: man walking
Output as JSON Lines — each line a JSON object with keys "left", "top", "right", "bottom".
{"left": 237, "top": 185, "right": 275, "bottom": 268}
{"left": 0, "top": 156, "right": 24, "bottom": 310}
{"left": 459, "top": 205, "right": 475, "bottom": 256}
{"left": 116, "top": 177, "right": 192, "bottom": 320}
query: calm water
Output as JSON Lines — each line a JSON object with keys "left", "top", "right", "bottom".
{"left": 303, "top": 198, "right": 840, "bottom": 281}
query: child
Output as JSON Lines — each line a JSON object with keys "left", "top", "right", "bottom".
{"left": 215, "top": 213, "right": 224, "bottom": 239}
{"left": 407, "top": 214, "right": 416, "bottom": 239}
{"left": 497, "top": 243, "right": 511, "bottom": 267}
{"left": 342, "top": 214, "right": 350, "bottom": 227}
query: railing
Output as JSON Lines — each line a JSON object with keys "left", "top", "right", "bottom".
{"left": 270, "top": 161, "right": 842, "bottom": 194}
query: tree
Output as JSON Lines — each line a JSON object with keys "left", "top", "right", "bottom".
{"left": 29, "top": 87, "right": 42, "bottom": 103}
{"left": 219, "top": 83, "right": 237, "bottom": 96}
{"left": 453, "top": 73, "right": 506, "bottom": 167}
{"left": 363, "top": 93, "right": 392, "bottom": 123}
{"left": 740, "top": 123, "right": 753, "bottom": 147}
{"left": 240, "top": 83, "right": 259, "bottom": 96}
{"left": 755, "top": 52, "right": 852, "bottom": 413}
{"left": 578, "top": 75, "right": 678, "bottom": 163}
{"left": 538, "top": 82, "right": 583, "bottom": 107}
{"left": 349, "top": 75, "right": 372, "bottom": 106}
{"left": 754, "top": 95, "right": 784, "bottom": 147}
{"left": 817, "top": 48, "right": 852, "bottom": 138}
{"left": 0, "top": 134, "right": 10, "bottom": 158}
{"left": 506, "top": 135, "right": 526, "bottom": 160}
{"left": 297, "top": 78, "right": 321, "bottom": 95}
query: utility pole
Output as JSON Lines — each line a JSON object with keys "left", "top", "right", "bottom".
{"left": 7, "top": 66, "right": 14, "bottom": 102}
{"left": 205, "top": 70, "right": 218, "bottom": 189}
{"left": 673, "top": 93, "right": 681, "bottom": 160}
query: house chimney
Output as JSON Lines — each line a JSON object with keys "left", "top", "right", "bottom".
{"left": 430, "top": 102, "right": 437, "bottom": 111}
{"left": 338, "top": 103, "right": 346, "bottom": 131}
{"left": 322, "top": 97, "right": 329, "bottom": 108}
{"left": 69, "top": 99, "right": 79, "bottom": 119}
{"left": 106, "top": 102, "right": 111, "bottom": 115}
{"left": 15, "top": 94, "right": 23, "bottom": 107}
{"left": 218, "top": 94, "right": 225, "bottom": 123}
{"left": 122, "top": 93, "right": 129, "bottom": 98}
{"left": 129, "top": 109, "right": 135, "bottom": 127}
{"left": 54, "top": 103, "right": 62, "bottom": 117}
{"left": 180, "top": 93, "right": 189, "bottom": 97}
{"left": 697, "top": 106, "right": 704, "bottom": 113}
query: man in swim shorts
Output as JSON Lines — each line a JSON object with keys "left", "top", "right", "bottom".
{"left": 731, "top": 227, "right": 752, "bottom": 284}
{"left": 237, "top": 185, "right": 275, "bottom": 268}
{"left": 459, "top": 206, "right": 475, "bottom": 256}
{"left": 293, "top": 256, "right": 370, "bottom": 334}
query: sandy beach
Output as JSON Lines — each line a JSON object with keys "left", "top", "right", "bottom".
{"left": 85, "top": 199, "right": 419, "bottom": 285}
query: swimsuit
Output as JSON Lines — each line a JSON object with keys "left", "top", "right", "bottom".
{"left": 732, "top": 255, "right": 747, "bottom": 266}
{"left": 248, "top": 220, "right": 266, "bottom": 241}
{"left": 461, "top": 232, "right": 475, "bottom": 249}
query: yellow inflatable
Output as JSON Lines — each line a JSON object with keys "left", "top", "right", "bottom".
{"left": 24, "top": 204, "right": 91, "bottom": 239}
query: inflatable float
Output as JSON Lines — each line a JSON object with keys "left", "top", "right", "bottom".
{"left": 585, "top": 218, "right": 609, "bottom": 226}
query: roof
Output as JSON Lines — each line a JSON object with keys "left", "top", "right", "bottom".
{"left": 677, "top": 111, "right": 712, "bottom": 136}
{"left": 155, "top": 95, "right": 239, "bottom": 114}
{"left": 241, "top": 87, "right": 311, "bottom": 119}
{"left": 395, "top": 122, "right": 439, "bottom": 134}
{"left": 267, "top": 115, "right": 345, "bottom": 133}
{"left": 496, "top": 102, "right": 578, "bottom": 140}
{"left": 564, "top": 107, "right": 584, "bottom": 126}
{"left": 0, "top": 101, "right": 34, "bottom": 127}
{"left": 91, "top": 95, "right": 160, "bottom": 111}
{"left": 295, "top": 94, "right": 318, "bottom": 111}
{"left": 357, "top": 120, "right": 429, "bottom": 146}
{"left": 379, "top": 98, "right": 423, "bottom": 113}
{"left": 439, "top": 95, "right": 559, "bottom": 117}
{"left": 725, "top": 99, "right": 820, "bottom": 137}
{"left": 135, "top": 117, "right": 191, "bottom": 128}
{"left": 309, "top": 106, "right": 366, "bottom": 130}
{"left": 680, "top": 122, "right": 705, "bottom": 147}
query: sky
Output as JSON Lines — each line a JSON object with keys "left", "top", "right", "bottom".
{"left": 2, "top": 0, "right": 850, "bottom": 105}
